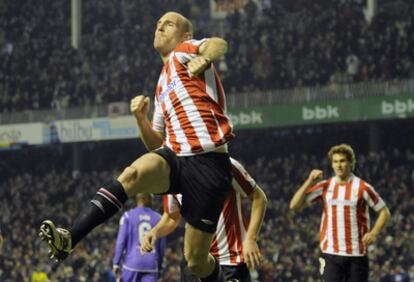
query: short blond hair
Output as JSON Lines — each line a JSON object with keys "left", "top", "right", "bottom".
{"left": 179, "top": 15, "right": 193, "bottom": 35}
{"left": 328, "top": 144, "right": 356, "bottom": 170}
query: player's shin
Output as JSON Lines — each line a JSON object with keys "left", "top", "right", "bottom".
{"left": 70, "top": 180, "right": 128, "bottom": 246}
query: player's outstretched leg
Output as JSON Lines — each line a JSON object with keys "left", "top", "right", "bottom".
{"left": 38, "top": 153, "right": 170, "bottom": 261}
{"left": 39, "top": 220, "right": 72, "bottom": 262}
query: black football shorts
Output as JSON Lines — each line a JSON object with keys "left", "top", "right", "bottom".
{"left": 153, "top": 146, "right": 232, "bottom": 233}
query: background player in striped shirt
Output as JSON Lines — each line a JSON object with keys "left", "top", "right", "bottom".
{"left": 39, "top": 11, "right": 234, "bottom": 282}
{"left": 112, "top": 194, "right": 166, "bottom": 282}
{"left": 140, "top": 158, "right": 267, "bottom": 282}
{"left": 290, "top": 144, "right": 391, "bottom": 282}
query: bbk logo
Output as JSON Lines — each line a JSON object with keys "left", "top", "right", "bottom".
{"left": 229, "top": 111, "right": 263, "bottom": 126}
{"left": 302, "top": 105, "right": 339, "bottom": 120}
{"left": 382, "top": 99, "right": 414, "bottom": 116}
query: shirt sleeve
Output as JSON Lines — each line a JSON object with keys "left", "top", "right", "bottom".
{"left": 230, "top": 158, "right": 256, "bottom": 198}
{"left": 305, "top": 180, "right": 327, "bottom": 204}
{"left": 151, "top": 92, "right": 165, "bottom": 133}
{"left": 174, "top": 38, "right": 208, "bottom": 64}
{"left": 163, "top": 194, "right": 181, "bottom": 220}
{"left": 112, "top": 213, "right": 129, "bottom": 266}
{"left": 362, "top": 183, "right": 386, "bottom": 212}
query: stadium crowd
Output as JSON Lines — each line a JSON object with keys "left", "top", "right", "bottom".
{"left": 1, "top": 0, "right": 414, "bottom": 113}
{"left": 1, "top": 135, "right": 413, "bottom": 281}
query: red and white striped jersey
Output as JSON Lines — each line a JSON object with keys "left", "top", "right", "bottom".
{"left": 163, "top": 158, "right": 256, "bottom": 265}
{"left": 152, "top": 39, "right": 234, "bottom": 156}
{"left": 305, "top": 174, "right": 386, "bottom": 256}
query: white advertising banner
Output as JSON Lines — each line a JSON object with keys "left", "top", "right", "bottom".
{"left": 51, "top": 116, "right": 139, "bottom": 143}
{"left": 0, "top": 123, "right": 45, "bottom": 146}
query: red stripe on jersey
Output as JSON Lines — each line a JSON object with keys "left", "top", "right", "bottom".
{"left": 174, "top": 42, "right": 198, "bottom": 54}
{"left": 163, "top": 195, "right": 169, "bottom": 213}
{"left": 237, "top": 202, "right": 247, "bottom": 263}
{"left": 344, "top": 182, "right": 353, "bottom": 254}
{"left": 236, "top": 229, "right": 244, "bottom": 264}
{"left": 210, "top": 235, "right": 219, "bottom": 262}
{"left": 322, "top": 205, "right": 329, "bottom": 251}
{"left": 161, "top": 102, "right": 181, "bottom": 152}
{"left": 231, "top": 164, "right": 255, "bottom": 195}
{"left": 320, "top": 178, "right": 331, "bottom": 252}
{"left": 332, "top": 184, "right": 339, "bottom": 253}
{"left": 173, "top": 58, "right": 224, "bottom": 148}
{"left": 306, "top": 181, "right": 325, "bottom": 194}
{"left": 357, "top": 181, "right": 366, "bottom": 254}
{"left": 222, "top": 193, "right": 239, "bottom": 264}
{"left": 363, "top": 183, "right": 379, "bottom": 205}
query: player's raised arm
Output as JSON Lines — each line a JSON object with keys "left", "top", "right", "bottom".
{"left": 289, "top": 169, "right": 323, "bottom": 212}
{"left": 188, "top": 37, "right": 228, "bottom": 77}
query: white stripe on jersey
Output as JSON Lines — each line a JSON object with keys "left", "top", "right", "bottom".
{"left": 175, "top": 51, "right": 197, "bottom": 65}
{"left": 235, "top": 193, "right": 245, "bottom": 264}
{"left": 204, "top": 67, "right": 218, "bottom": 102}
{"left": 214, "top": 213, "right": 230, "bottom": 264}
{"left": 325, "top": 180, "right": 336, "bottom": 254}
{"left": 349, "top": 177, "right": 360, "bottom": 254}
{"left": 336, "top": 183, "right": 346, "bottom": 254}
{"left": 211, "top": 109, "right": 226, "bottom": 144}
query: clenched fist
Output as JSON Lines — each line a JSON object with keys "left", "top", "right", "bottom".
{"left": 130, "top": 96, "right": 150, "bottom": 120}
{"left": 140, "top": 231, "right": 157, "bottom": 254}
{"left": 308, "top": 169, "right": 323, "bottom": 184}
{"left": 188, "top": 56, "right": 211, "bottom": 77}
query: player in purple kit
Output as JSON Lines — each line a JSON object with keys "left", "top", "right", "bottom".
{"left": 112, "top": 194, "right": 166, "bottom": 282}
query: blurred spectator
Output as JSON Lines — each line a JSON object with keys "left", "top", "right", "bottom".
{"left": 0, "top": 225, "right": 3, "bottom": 254}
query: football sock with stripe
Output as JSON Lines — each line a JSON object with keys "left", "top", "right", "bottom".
{"left": 70, "top": 180, "right": 128, "bottom": 247}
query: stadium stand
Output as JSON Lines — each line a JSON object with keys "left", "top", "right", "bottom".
{"left": 1, "top": 0, "right": 413, "bottom": 113}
